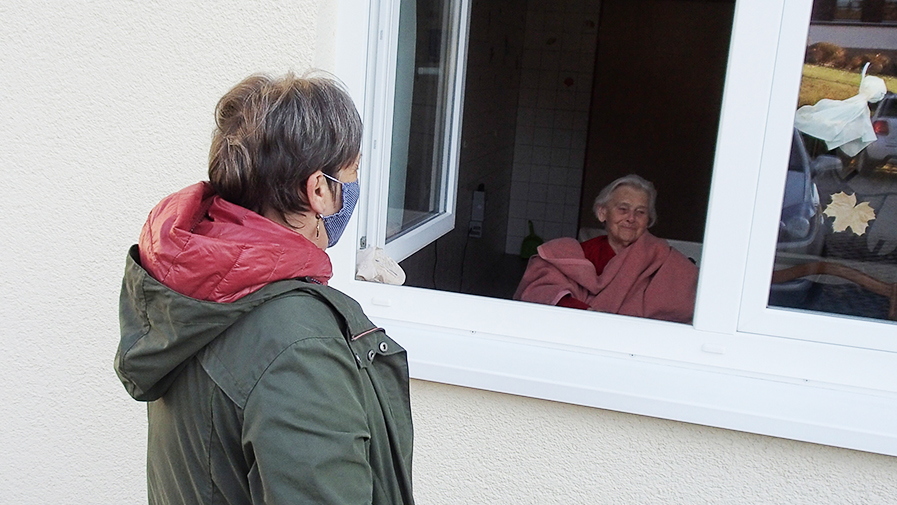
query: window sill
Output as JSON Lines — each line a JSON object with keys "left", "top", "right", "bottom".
{"left": 379, "top": 313, "right": 897, "bottom": 457}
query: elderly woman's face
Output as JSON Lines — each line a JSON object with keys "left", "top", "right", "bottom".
{"left": 597, "top": 185, "right": 650, "bottom": 252}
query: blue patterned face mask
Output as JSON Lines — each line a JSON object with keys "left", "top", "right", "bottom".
{"left": 320, "top": 173, "right": 360, "bottom": 248}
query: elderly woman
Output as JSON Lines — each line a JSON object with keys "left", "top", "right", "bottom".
{"left": 514, "top": 174, "right": 698, "bottom": 323}
{"left": 114, "top": 74, "right": 413, "bottom": 504}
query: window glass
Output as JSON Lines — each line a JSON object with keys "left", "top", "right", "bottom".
{"left": 386, "top": 0, "right": 460, "bottom": 242}
{"left": 388, "top": 0, "right": 733, "bottom": 327}
{"left": 768, "top": 13, "right": 897, "bottom": 322}
{"left": 812, "top": 0, "right": 897, "bottom": 23}
{"left": 366, "top": 0, "right": 734, "bottom": 321}
{"left": 833, "top": 0, "right": 862, "bottom": 20}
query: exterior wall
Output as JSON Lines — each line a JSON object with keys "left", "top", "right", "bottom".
{"left": 411, "top": 380, "right": 897, "bottom": 504}
{"left": 1, "top": 2, "right": 896, "bottom": 505}
{"left": 0, "top": 2, "right": 324, "bottom": 503}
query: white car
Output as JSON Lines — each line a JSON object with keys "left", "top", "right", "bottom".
{"left": 859, "top": 93, "right": 897, "bottom": 174}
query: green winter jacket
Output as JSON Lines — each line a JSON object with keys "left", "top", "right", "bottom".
{"left": 115, "top": 246, "right": 414, "bottom": 504}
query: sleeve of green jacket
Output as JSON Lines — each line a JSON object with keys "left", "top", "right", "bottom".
{"left": 242, "top": 334, "right": 373, "bottom": 504}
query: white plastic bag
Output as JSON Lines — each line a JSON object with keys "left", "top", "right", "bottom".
{"left": 355, "top": 247, "right": 406, "bottom": 285}
{"left": 794, "top": 62, "right": 887, "bottom": 157}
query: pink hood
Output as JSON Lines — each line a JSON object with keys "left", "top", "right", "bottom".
{"left": 138, "top": 182, "right": 332, "bottom": 303}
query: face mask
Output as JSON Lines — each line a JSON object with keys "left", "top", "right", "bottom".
{"left": 320, "top": 173, "right": 360, "bottom": 248}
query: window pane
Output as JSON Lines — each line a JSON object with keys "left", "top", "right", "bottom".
{"left": 387, "top": 0, "right": 458, "bottom": 241}
{"left": 388, "top": 0, "right": 733, "bottom": 329}
{"left": 768, "top": 15, "right": 897, "bottom": 322}
{"left": 813, "top": 0, "right": 897, "bottom": 23}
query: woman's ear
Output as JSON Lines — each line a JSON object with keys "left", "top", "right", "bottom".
{"left": 596, "top": 205, "right": 607, "bottom": 223}
{"left": 304, "top": 170, "right": 332, "bottom": 215}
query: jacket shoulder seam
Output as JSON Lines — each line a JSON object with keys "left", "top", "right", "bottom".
{"left": 242, "top": 333, "right": 353, "bottom": 407}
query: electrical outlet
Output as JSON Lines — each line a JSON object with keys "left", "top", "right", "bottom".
{"left": 469, "top": 185, "right": 486, "bottom": 238}
{"left": 468, "top": 220, "right": 483, "bottom": 238}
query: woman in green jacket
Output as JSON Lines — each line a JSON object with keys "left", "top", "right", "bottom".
{"left": 114, "top": 73, "right": 413, "bottom": 505}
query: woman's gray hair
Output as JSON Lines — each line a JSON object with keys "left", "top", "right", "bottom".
{"left": 592, "top": 174, "right": 658, "bottom": 227}
{"left": 208, "top": 71, "right": 362, "bottom": 217}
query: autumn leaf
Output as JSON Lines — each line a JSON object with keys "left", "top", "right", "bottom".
{"left": 823, "top": 192, "right": 876, "bottom": 235}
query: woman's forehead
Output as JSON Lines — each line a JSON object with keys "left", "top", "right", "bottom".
{"left": 609, "top": 185, "right": 649, "bottom": 206}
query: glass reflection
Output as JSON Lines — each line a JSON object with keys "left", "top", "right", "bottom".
{"left": 769, "top": 1, "right": 897, "bottom": 321}
{"left": 387, "top": 0, "right": 458, "bottom": 241}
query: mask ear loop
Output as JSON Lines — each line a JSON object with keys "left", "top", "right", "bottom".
{"left": 320, "top": 172, "right": 345, "bottom": 219}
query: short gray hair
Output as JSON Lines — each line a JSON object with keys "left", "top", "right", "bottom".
{"left": 592, "top": 174, "right": 658, "bottom": 227}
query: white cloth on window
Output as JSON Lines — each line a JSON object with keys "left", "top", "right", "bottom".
{"left": 355, "top": 247, "right": 406, "bottom": 285}
{"left": 794, "top": 62, "right": 887, "bottom": 157}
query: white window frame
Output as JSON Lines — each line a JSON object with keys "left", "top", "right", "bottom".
{"left": 356, "top": 0, "right": 472, "bottom": 261}
{"left": 333, "top": 0, "right": 897, "bottom": 457}
{"left": 737, "top": 0, "right": 897, "bottom": 352}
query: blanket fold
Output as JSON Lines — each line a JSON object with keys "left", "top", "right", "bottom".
{"left": 513, "top": 232, "right": 698, "bottom": 323}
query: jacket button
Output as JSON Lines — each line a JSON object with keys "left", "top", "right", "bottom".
{"left": 379, "top": 342, "right": 388, "bottom": 353}
{"left": 367, "top": 349, "right": 376, "bottom": 361}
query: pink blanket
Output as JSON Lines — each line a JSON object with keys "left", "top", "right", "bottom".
{"left": 513, "top": 232, "right": 698, "bottom": 323}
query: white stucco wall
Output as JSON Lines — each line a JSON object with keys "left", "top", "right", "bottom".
{"left": 1, "top": 2, "right": 323, "bottom": 502}
{"left": 1, "top": 2, "right": 896, "bottom": 504}
{"left": 410, "top": 381, "right": 897, "bottom": 504}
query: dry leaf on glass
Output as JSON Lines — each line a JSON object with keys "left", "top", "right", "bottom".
{"left": 823, "top": 191, "right": 876, "bottom": 236}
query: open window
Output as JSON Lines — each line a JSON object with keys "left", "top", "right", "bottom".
{"left": 362, "top": 0, "right": 732, "bottom": 304}
{"left": 333, "top": 0, "right": 897, "bottom": 457}
{"left": 360, "top": 0, "right": 472, "bottom": 262}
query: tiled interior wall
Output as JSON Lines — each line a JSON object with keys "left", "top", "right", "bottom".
{"left": 505, "top": 0, "right": 601, "bottom": 254}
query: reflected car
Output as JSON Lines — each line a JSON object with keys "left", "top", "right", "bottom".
{"left": 770, "top": 129, "right": 841, "bottom": 305}
{"left": 860, "top": 92, "right": 897, "bottom": 174}
{"left": 777, "top": 129, "right": 829, "bottom": 253}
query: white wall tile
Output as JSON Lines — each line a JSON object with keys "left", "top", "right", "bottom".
{"left": 509, "top": 198, "right": 527, "bottom": 218}
{"left": 552, "top": 129, "right": 572, "bottom": 149}
{"left": 526, "top": 201, "right": 546, "bottom": 220}
{"left": 515, "top": 145, "right": 533, "bottom": 163}
{"left": 536, "top": 89, "right": 557, "bottom": 109}
{"left": 534, "top": 127, "right": 553, "bottom": 147}
{"left": 506, "top": 0, "right": 600, "bottom": 253}
{"left": 545, "top": 203, "right": 566, "bottom": 223}
{"left": 535, "top": 109, "right": 555, "bottom": 128}
{"left": 527, "top": 183, "right": 548, "bottom": 202}
{"left": 511, "top": 183, "right": 529, "bottom": 202}
{"left": 547, "top": 184, "right": 567, "bottom": 203}
{"left": 550, "top": 148, "right": 570, "bottom": 166}
{"left": 554, "top": 113, "right": 574, "bottom": 130}
{"left": 532, "top": 146, "right": 552, "bottom": 165}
